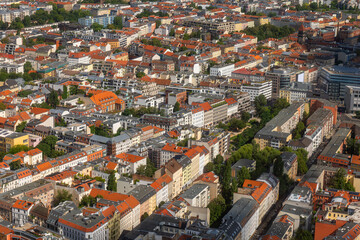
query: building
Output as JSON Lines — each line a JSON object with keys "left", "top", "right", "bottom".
{"left": 58, "top": 206, "right": 111, "bottom": 240}
{"left": 231, "top": 159, "right": 256, "bottom": 177}
{"left": 317, "top": 128, "right": 352, "bottom": 168}
{"left": 266, "top": 68, "right": 297, "bottom": 98}
{"left": 129, "top": 185, "right": 157, "bottom": 217}
{"left": 345, "top": 85, "right": 360, "bottom": 113}
{"left": 0, "top": 129, "right": 29, "bottom": 152}
{"left": 219, "top": 198, "right": 260, "bottom": 240}
{"left": 180, "top": 184, "right": 210, "bottom": 208}
{"left": 254, "top": 102, "right": 305, "bottom": 150}
{"left": 11, "top": 200, "right": 34, "bottom": 227}
{"left": 241, "top": 81, "right": 272, "bottom": 101}
{"left": 319, "top": 66, "right": 360, "bottom": 101}
{"left": 193, "top": 172, "right": 220, "bottom": 201}
{"left": 279, "top": 82, "right": 312, "bottom": 104}
{"left": 281, "top": 152, "right": 298, "bottom": 181}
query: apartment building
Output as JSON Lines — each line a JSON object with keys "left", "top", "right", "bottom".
{"left": 180, "top": 184, "right": 210, "bottom": 208}
{"left": 219, "top": 198, "right": 260, "bottom": 240}
{"left": 241, "top": 80, "right": 272, "bottom": 101}
{"left": 345, "top": 85, "right": 360, "bottom": 113}
{"left": 255, "top": 102, "right": 305, "bottom": 150}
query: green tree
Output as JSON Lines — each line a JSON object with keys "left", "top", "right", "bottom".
{"left": 9, "top": 160, "right": 21, "bottom": 170}
{"left": 48, "top": 90, "right": 59, "bottom": 108}
{"left": 53, "top": 190, "right": 72, "bottom": 206}
{"left": 273, "top": 156, "right": 284, "bottom": 178}
{"left": 254, "top": 94, "right": 267, "bottom": 113}
{"left": 136, "top": 72, "right": 146, "bottom": 78}
{"left": 237, "top": 167, "right": 251, "bottom": 187}
{"left": 204, "top": 162, "right": 215, "bottom": 173}
{"left": 207, "top": 195, "right": 227, "bottom": 226}
{"left": 141, "top": 212, "right": 149, "bottom": 221}
{"left": 294, "top": 229, "right": 313, "bottom": 240}
{"left": 107, "top": 171, "right": 117, "bottom": 192}
{"left": 113, "top": 16, "right": 123, "bottom": 29}
{"left": 9, "top": 145, "right": 31, "bottom": 154}
{"left": 173, "top": 101, "right": 180, "bottom": 112}
{"left": 91, "top": 23, "right": 103, "bottom": 32}
{"left": 24, "top": 62, "right": 32, "bottom": 73}
{"left": 62, "top": 85, "right": 68, "bottom": 100}
{"left": 169, "top": 28, "right": 175, "bottom": 36}
{"left": 0, "top": 102, "right": 6, "bottom": 110}
{"left": 310, "top": 2, "right": 318, "bottom": 10}
{"left": 79, "top": 195, "right": 97, "bottom": 207}
{"left": 241, "top": 112, "right": 251, "bottom": 122}
{"left": 183, "top": 33, "right": 190, "bottom": 40}
{"left": 330, "top": 168, "right": 355, "bottom": 191}
{"left": 16, "top": 121, "right": 26, "bottom": 133}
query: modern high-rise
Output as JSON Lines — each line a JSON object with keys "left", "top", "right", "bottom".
{"left": 319, "top": 66, "right": 360, "bottom": 101}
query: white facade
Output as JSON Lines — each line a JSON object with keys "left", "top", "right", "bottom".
{"left": 210, "top": 64, "right": 235, "bottom": 77}
{"left": 241, "top": 81, "right": 272, "bottom": 101}
{"left": 241, "top": 207, "right": 260, "bottom": 240}
{"left": 58, "top": 218, "right": 109, "bottom": 240}
{"left": 182, "top": 184, "right": 210, "bottom": 208}
{"left": 191, "top": 109, "right": 204, "bottom": 128}
{"left": 155, "top": 184, "right": 169, "bottom": 207}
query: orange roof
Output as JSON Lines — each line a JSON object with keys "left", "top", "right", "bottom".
{"left": 162, "top": 143, "right": 188, "bottom": 153}
{"left": 89, "top": 189, "right": 139, "bottom": 208}
{"left": 90, "top": 91, "right": 119, "bottom": 106}
{"left": 12, "top": 200, "right": 33, "bottom": 211}
{"left": 30, "top": 107, "right": 50, "bottom": 115}
{"left": 36, "top": 162, "right": 52, "bottom": 172}
{"left": 106, "top": 161, "right": 118, "bottom": 170}
{"left": 196, "top": 172, "right": 218, "bottom": 183}
{"left": 16, "top": 169, "right": 31, "bottom": 179}
{"left": 0, "top": 162, "right": 9, "bottom": 169}
{"left": 45, "top": 170, "right": 77, "bottom": 181}
{"left": 150, "top": 174, "right": 172, "bottom": 192}
{"left": 315, "top": 220, "right": 347, "bottom": 240}
{"left": 115, "top": 153, "right": 145, "bottom": 163}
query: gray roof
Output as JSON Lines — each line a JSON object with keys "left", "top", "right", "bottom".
{"left": 255, "top": 102, "right": 304, "bottom": 141}
{"left": 180, "top": 184, "right": 209, "bottom": 200}
{"left": 280, "top": 204, "right": 312, "bottom": 217}
{"left": 220, "top": 198, "right": 259, "bottom": 239}
{"left": 129, "top": 185, "right": 156, "bottom": 204}
{"left": 319, "top": 127, "right": 351, "bottom": 160}
{"left": 281, "top": 152, "right": 297, "bottom": 172}
{"left": 264, "top": 221, "right": 292, "bottom": 239}
{"left": 258, "top": 172, "right": 279, "bottom": 189}
{"left": 47, "top": 201, "right": 77, "bottom": 227}
{"left": 231, "top": 159, "right": 256, "bottom": 171}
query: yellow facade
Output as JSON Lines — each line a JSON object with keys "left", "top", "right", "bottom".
{"left": 4, "top": 133, "right": 29, "bottom": 152}
{"left": 279, "top": 90, "right": 291, "bottom": 103}
{"left": 183, "top": 164, "right": 192, "bottom": 186}
{"left": 107, "top": 211, "right": 121, "bottom": 240}
{"left": 325, "top": 210, "right": 349, "bottom": 220}
{"left": 149, "top": 194, "right": 157, "bottom": 215}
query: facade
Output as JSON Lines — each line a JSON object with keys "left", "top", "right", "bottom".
{"left": 180, "top": 184, "right": 210, "bottom": 208}
{"left": 255, "top": 102, "right": 305, "bottom": 150}
{"left": 220, "top": 198, "right": 260, "bottom": 240}
{"left": 345, "top": 85, "right": 360, "bottom": 113}
{"left": 319, "top": 66, "right": 360, "bottom": 101}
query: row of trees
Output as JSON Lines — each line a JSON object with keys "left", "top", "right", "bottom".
{"left": 0, "top": 6, "right": 91, "bottom": 31}
{"left": 136, "top": 159, "right": 157, "bottom": 178}
{"left": 0, "top": 69, "right": 42, "bottom": 83}
{"left": 122, "top": 107, "right": 164, "bottom": 118}
{"left": 217, "top": 113, "right": 251, "bottom": 132}
{"left": 242, "top": 24, "right": 295, "bottom": 41}
{"left": 37, "top": 135, "right": 65, "bottom": 158}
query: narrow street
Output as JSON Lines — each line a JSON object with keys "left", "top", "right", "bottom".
{"left": 251, "top": 182, "right": 297, "bottom": 239}
{"left": 251, "top": 116, "right": 340, "bottom": 239}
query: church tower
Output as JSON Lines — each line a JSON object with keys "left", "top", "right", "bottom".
{"left": 298, "top": 24, "right": 306, "bottom": 44}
